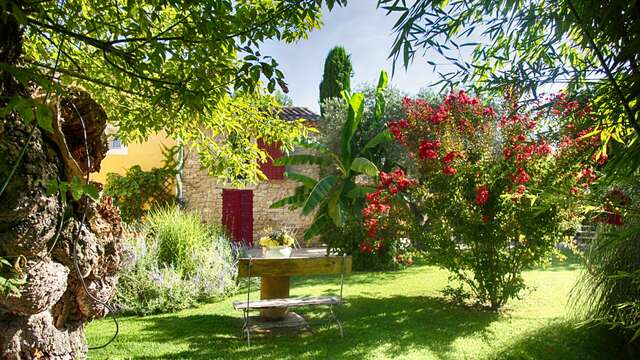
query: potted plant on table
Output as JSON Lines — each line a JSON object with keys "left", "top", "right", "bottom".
{"left": 259, "top": 229, "right": 296, "bottom": 258}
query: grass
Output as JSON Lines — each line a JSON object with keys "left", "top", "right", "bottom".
{"left": 86, "top": 259, "right": 629, "bottom": 359}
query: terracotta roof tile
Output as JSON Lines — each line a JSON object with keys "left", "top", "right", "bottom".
{"left": 278, "top": 107, "right": 321, "bottom": 122}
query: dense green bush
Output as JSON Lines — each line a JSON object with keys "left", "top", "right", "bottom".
{"left": 103, "top": 146, "right": 178, "bottom": 223}
{"left": 325, "top": 219, "right": 408, "bottom": 271}
{"left": 115, "top": 208, "right": 237, "bottom": 315}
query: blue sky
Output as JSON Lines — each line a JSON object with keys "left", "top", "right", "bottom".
{"left": 262, "top": 3, "right": 447, "bottom": 113}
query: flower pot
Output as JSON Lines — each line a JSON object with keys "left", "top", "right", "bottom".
{"left": 262, "top": 246, "right": 292, "bottom": 258}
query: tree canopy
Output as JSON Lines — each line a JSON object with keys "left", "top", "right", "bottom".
{"left": 2, "top": 0, "right": 347, "bottom": 183}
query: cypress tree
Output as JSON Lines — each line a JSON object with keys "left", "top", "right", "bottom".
{"left": 319, "top": 46, "right": 353, "bottom": 115}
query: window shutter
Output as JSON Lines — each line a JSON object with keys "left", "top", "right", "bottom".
{"left": 258, "top": 139, "right": 285, "bottom": 180}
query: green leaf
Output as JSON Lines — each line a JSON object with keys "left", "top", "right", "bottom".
{"left": 361, "top": 129, "right": 393, "bottom": 152}
{"left": 341, "top": 92, "right": 365, "bottom": 163}
{"left": 45, "top": 180, "right": 59, "bottom": 196}
{"left": 631, "top": 327, "right": 640, "bottom": 343}
{"left": 351, "top": 157, "right": 379, "bottom": 177}
{"left": 346, "top": 185, "right": 376, "bottom": 199}
{"left": 304, "top": 213, "right": 331, "bottom": 241}
{"left": 284, "top": 171, "right": 317, "bottom": 188}
{"left": 273, "top": 154, "right": 331, "bottom": 167}
{"left": 14, "top": 97, "right": 34, "bottom": 124}
{"left": 70, "top": 177, "right": 84, "bottom": 201}
{"left": 82, "top": 183, "right": 99, "bottom": 200}
{"left": 11, "top": 4, "right": 27, "bottom": 24}
{"left": 270, "top": 186, "right": 307, "bottom": 209}
{"left": 80, "top": 0, "right": 91, "bottom": 19}
{"left": 302, "top": 175, "right": 338, "bottom": 215}
{"left": 35, "top": 104, "right": 53, "bottom": 133}
{"left": 374, "top": 70, "right": 388, "bottom": 120}
{"left": 0, "top": 258, "right": 12, "bottom": 267}
{"left": 327, "top": 184, "right": 346, "bottom": 227}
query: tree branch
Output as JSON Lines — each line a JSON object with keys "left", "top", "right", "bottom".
{"left": 101, "top": 49, "right": 184, "bottom": 88}
{"left": 27, "top": 61, "right": 142, "bottom": 96}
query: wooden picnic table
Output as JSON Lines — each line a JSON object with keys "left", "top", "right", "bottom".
{"left": 237, "top": 247, "right": 352, "bottom": 321}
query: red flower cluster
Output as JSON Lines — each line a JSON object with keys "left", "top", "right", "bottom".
{"left": 362, "top": 168, "right": 416, "bottom": 246}
{"left": 595, "top": 188, "right": 630, "bottom": 226}
{"left": 388, "top": 119, "right": 410, "bottom": 142}
{"left": 559, "top": 128, "right": 601, "bottom": 151}
{"left": 513, "top": 167, "right": 531, "bottom": 184}
{"left": 419, "top": 139, "right": 441, "bottom": 159}
{"left": 442, "top": 151, "right": 464, "bottom": 164}
{"left": 593, "top": 152, "right": 608, "bottom": 166}
{"left": 475, "top": 185, "right": 490, "bottom": 206}
{"left": 503, "top": 135, "right": 554, "bottom": 165}
{"left": 442, "top": 166, "right": 457, "bottom": 176}
{"left": 388, "top": 90, "right": 601, "bottom": 236}
{"left": 550, "top": 93, "right": 589, "bottom": 118}
{"left": 575, "top": 167, "right": 597, "bottom": 190}
{"left": 359, "top": 241, "right": 373, "bottom": 253}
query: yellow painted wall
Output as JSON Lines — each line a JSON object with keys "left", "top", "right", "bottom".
{"left": 92, "top": 132, "right": 175, "bottom": 184}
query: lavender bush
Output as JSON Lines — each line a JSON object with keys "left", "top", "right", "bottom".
{"left": 115, "top": 209, "right": 237, "bottom": 315}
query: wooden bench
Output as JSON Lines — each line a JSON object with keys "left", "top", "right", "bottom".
{"left": 234, "top": 249, "right": 351, "bottom": 345}
{"left": 233, "top": 296, "right": 342, "bottom": 310}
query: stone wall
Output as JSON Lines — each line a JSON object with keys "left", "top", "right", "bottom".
{"left": 182, "top": 146, "right": 320, "bottom": 245}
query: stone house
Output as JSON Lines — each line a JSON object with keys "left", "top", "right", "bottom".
{"left": 182, "top": 107, "right": 321, "bottom": 247}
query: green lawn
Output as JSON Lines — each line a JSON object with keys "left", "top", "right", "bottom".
{"left": 86, "top": 260, "right": 627, "bottom": 359}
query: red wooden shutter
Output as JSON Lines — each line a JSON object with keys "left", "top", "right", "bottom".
{"left": 258, "top": 139, "right": 285, "bottom": 180}
{"left": 222, "top": 189, "right": 253, "bottom": 246}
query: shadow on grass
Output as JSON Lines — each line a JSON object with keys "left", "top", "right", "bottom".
{"left": 124, "top": 295, "right": 497, "bottom": 359}
{"left": 484, "top": 320, "right": 631, "bottom": 360}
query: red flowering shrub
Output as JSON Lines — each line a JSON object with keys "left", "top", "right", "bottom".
{"left": 359, "top": 168, "right": 416, "bottom": 267}
{"left": 374, "top": 90, "right": 601, "bottom": 309}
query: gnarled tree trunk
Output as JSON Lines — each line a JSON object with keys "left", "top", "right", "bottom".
{"left": 0, "top": 13, "right": 124, "bottom": 360}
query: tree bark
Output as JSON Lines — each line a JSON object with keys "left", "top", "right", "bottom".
{"left": 0, "top": 11, "right": 124, "bottom": 360}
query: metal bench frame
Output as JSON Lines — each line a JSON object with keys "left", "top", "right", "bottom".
{"left": 235, "top": 254, "right": 347, "bottom": 346}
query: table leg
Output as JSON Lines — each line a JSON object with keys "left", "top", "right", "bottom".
{"left": 260, "top": 276, "right": 290, "bottom": 320}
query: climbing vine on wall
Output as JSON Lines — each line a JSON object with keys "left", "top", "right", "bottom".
{"left": 103, "top": 146, "right": 180, "bottom": 223}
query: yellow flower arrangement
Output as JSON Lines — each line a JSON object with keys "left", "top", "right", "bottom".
{"left": 258, "top": 229, "right": 295, "bottom": 249}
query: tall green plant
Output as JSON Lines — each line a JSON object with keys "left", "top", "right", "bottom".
{"left": 144, "top": 207, "right": 217, "bottom": 276}
{"left": 319, "top": 46, "right": 353, "bottom": 116}
{"left": 320, "top": 84, "right": 410, "bottom": 172}
{"left": 272, "top": 71, "right": 392, "bottom": 242}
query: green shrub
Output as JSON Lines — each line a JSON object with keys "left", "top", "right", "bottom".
{"left": 144, "top": 207, "right": 215, "bottom": 276}
{"left": 115, "top": 208, "right": 237, "bottom": 315}
{"left": 323, "top": 219, "right": 404, "bottom": 271}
